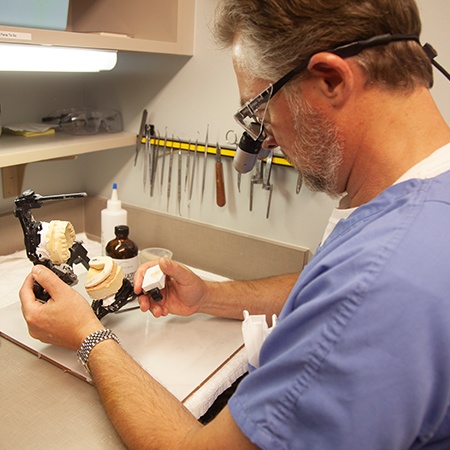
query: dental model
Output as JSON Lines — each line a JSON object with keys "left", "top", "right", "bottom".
{"left": 86, "top": 256, "right": 136, "bottom": 319}
{"left": 85, "top": 256, "right": 124, "bottom": 302}
{"left": 13, "top": 189, "right": 133, "bottom": 317}
{"left": 36, "top": 220, "right": 76, "bottom": 264}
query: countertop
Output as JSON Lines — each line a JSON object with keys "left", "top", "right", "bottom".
{"left": 0, "top": 235, "right": 247, "bottom": 448}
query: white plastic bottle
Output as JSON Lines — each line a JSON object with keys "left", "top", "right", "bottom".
{"left": 101, "top": 183, "right": 127, "bottom": 255}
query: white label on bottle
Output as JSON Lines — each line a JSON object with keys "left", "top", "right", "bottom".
{"left": 113, "top": 256, "right": 139, "bottom": 283}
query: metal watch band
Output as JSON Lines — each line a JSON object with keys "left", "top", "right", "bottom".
{"left": 76, "top": 328, "right": 120, "bottom": 374}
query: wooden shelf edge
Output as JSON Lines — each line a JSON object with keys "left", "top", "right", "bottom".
{"left": 0, "top": 15, "right": 195, "bottom": 55}
{"left": 0, "top": 27, "right": 194, "bottom": 55}
{"left": 0, "top": 131, "right": 136, "bottom": 168}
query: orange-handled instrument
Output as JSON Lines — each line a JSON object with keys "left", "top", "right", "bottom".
{"left": 215, "top": 143, "right": 226, "bottom": 207}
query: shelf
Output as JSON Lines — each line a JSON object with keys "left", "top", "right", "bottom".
{"left": 0, "top": 0, "right": 195, "bottom": 196}
{"left": 0, "top": 131, "right": 136, "bottom": 168}
{"left": 0, "top": 0, "right": 195, "bottom": 56}
{"left": 0, "top": 25, "right": 193, "bottom": 56}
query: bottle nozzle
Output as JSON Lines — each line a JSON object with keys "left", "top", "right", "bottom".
{"left": 107, "top": 182, "right": 122, "bottom": 210}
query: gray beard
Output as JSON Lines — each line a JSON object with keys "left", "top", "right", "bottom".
{"left": 284, "top": 95, "right": 344, "bottom": 198}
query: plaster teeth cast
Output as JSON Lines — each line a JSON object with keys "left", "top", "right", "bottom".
{"left": 85, "top": 256, "right": 114, "bottom": 287}
{"left": 85, "top": 256, "right": 124, "bottom": 301}
{"left": 36, "top": 220, "right": 76, "bottom": 264}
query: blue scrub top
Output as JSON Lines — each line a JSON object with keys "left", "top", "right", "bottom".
{"left": 229, "top": 171, "right": 450, "bottom": 449}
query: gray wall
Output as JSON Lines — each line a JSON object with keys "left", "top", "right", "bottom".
{"left": 1, "top": 0, "right": 449, "bottom": 254}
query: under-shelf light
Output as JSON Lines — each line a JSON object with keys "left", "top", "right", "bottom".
{"left": 0, "top": 43, "right": 117, "bottom": 72}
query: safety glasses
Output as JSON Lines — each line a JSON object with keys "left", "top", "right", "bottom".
{"left": 234, "top": 34, "right": 420, "bottom": 141}
{"left": 43, "top": 108, "right": 123, "bottom": 135}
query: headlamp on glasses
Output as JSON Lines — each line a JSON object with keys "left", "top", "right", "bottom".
{"left": 233, "top": 86, "right": 273, "bottom": 173}
{"left": 233, "top": 130, "right": 270, "bottom": 174}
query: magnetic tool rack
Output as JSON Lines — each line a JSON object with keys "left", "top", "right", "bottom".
{"left": 135, "top": 119, "right": 302, "bottom": 219}
{"left": 141, "top": 136, "right": 293, "bottom": 168}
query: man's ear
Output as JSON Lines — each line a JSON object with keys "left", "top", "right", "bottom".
{"left": 306, "top": 53, "right": 354, "bottom": 105}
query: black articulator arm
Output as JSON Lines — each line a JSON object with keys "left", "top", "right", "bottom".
{"left": 91, "top": 278, "right": 136, "bottom": 320}
{"left": 14, "top": 189, "right": 136, "bottom": 318}
{"left": 14, "top": 189, "right": 90, "bottom": 301}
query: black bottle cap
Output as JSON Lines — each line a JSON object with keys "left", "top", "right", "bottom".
{"left": 115, "top": 225, "right": 129, "bottom": 237}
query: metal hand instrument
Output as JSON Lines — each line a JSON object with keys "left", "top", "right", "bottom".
{"left": 201, "top": 125, "right": 209, "bottom": 203}
{"left": 226, "top": 129, "right": 241, "bottom": 192}
{"left": 177, "top": 147, "right": 183, "bottom": 216}
{"left": 215, "top": 143, "right": 226, "bottom": 207}
{"left": 147, "top": 125, "right": 155, "bottom": 194}
{"left": 188, "top": 136, "right": 199, "bottom": 208}
{"left": 185, "top": 140, "right": 191, "bottom": 193}
{"left": 143, "top": 124, "right": 150, "bottom": 189}
{"left": 134, "top": 109, "right": 147, "bottom": 166}
{"left": 160, "top": 128, "right": 168, "bottom": 194}
{"left": 296, "top": 172, "right": 303, "bottom": 194}
{"left": 150, "top": 129, "right": 159, "bottom": 197}
{"left": 262, "top": 150, "right": 274, "bottom": 219}
{"left": 250, "top": 159, "right": 264, "bottom": 211}
{"left": 167, "top": 135, "right": 175, "bottom": 211}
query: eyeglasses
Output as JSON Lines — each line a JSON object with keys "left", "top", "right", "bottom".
{"left": 234, "top": 33, "right": 420, "bottom": 141}
{"left": 43, "top": 108, "right": 123, "bottom": 135}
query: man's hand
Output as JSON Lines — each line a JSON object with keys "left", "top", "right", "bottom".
{"left": 133, "top": 258, "right": 208, "bottom": 318}
{"left": 20, "top": 265, "right": 103, "bottom": 350}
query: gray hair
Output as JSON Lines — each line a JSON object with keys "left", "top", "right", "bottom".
{"left": 214, "top": 0, "right": 433, "bottom": 90}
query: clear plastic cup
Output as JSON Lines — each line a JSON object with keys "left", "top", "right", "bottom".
{"left": 140, "top": 247, "right": 173, "bottom": 264}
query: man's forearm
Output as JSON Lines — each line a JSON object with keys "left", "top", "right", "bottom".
{"left": 201, "top": 273, "right": 299, "bottom": 320}
{"left": 88, "top": 339, "right": 202, "bottom": 449}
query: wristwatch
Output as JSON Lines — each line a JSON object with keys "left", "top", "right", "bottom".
{"left": 77, "top": 328, "right": 120, "bottom": 375}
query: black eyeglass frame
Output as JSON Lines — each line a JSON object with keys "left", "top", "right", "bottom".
{"left": 234, "top": 33, "right": 422, "bottom": 141}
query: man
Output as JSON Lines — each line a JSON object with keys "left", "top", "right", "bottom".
{"left": 20, "top": 0, "right": 450, "bottom": 448}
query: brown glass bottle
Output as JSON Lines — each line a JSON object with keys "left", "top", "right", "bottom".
{"left": 105, "top": 225, "right": 139, "bottom": 283}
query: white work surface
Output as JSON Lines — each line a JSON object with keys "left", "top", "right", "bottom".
{"left": 0, "top": 235, "right": 247, "bottom": 448}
